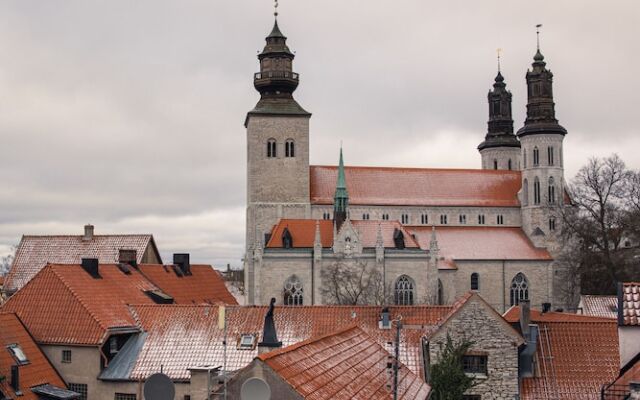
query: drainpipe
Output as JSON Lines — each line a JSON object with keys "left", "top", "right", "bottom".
{"left": 311, "top": 254, "right": 315, "bottom": 305}
{"left": 502, "top": 260, "right": 506, "bottom": 313}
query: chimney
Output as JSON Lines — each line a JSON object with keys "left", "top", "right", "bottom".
{"left": 542, "top": 302, "right": 551, "bottom": 313}
{"left": 83, "top": 224, "right": 94, "bottom": 241}
{"left": 379, "top": 307, "right": 391, "bottom": 330}
{"left": 81, "top": 258, "right": 100, "bottom": 279}
{"left": 10, "top": 365, "right": 19, "bottom": 393}
{"left": 520, "top": 299, "right": 531, "bottom": 339}
{"left": 118, "top": 249, "right": 137, "bottom": 267}
{"left": 630, "top": 382, "right": 640, "bottom": 400}
{"left": 258, "top": 298, "right": 282, "bottom": 354}
{"left": 173, "top": 253, "right": 191, "bottom": 276}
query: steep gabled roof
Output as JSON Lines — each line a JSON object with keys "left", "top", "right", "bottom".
{"left": 311, "top": 166, "right": 522, "bottom": 207}
{"left": 258, "top": 325, "right": 431, "bottom": 400}
{"left": 125, "top": 304, "right": 452, "bottom": 381}
{"left": 578, "top": 295, "right": 617, "bottom": 319}
{"left": 504, "top": 307, "right": 619, "bottom": 399}
{"left": 4, "top": 234, "right": 159, "bottom": 293}
{"left": 0, "top": 312, "right": 73, "bottom": 400}
{"left": 138, "top": 264, "right": 237, "bottom": 305}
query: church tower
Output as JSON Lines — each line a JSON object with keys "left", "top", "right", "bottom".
{"left": 517, "top": 37, "right": 567, "bottom": 251}
{"left": 333, "top": 148, "right": 349, "bottom": 232}
{"left": 245, "top": 13, "right": 312, "bottom": 304}
{"left": 478, "top": 68, "right": 521, "bottom": 170}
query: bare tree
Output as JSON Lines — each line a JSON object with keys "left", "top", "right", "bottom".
{"left": 0, "top": 246, "right": 16, "bottom": 276}
{"left": 321, "top": 260, "right": 391, "bottom": 305}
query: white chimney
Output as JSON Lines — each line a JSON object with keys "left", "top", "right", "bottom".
{"left": 83, "top": 224, "right": 94, "bottom": 241}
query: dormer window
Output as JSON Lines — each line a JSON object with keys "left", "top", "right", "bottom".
{"left": 282, "top": 228, "right": 293, "bottom": 248}
{"left": 7, "top": 344, "right": 28, "bottom": 365}
{"left": 393, "top": 229, "right": 405, "bottom": 250}
{"left": 237, "top": 334, "right": 257, "bottom": 350}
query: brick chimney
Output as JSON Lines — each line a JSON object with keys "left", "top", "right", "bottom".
{"left": 83, "top": 224, "right": 94, "bottom": 241}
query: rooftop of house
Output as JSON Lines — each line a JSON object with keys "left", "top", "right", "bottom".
{"left": 103, "top": 304, "right": 453, "bottom": 381}
{"left": 3, "top": 228, "right": 160, "bottom": 293}
{"left": 1, "top": 262, "right": 236, "bottom": 345}
{"left": 310, "top": 165, "right": 523, "bottom": 207}
{"left": 577, "top": 295, "right": 617, "bottom": 319}
{"left": 0, "top": 312, "right": 77, "bottom": 400}
{"left": 621, "top": 282, "right": 640, "bottom": 326}
{"left": 257, "top": 325, "right": 431, "bottom": 400}
{"left": 504, "top": 307, "right": 620, "bottom": 399}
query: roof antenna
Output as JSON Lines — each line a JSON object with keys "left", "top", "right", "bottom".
{"left": 496, "top": 48, "right": 502, "bottom": 72}
{"left": 536, "top": 24, "right": 542, "bottom": 50}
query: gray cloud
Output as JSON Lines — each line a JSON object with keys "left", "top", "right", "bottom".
{"left": 1, "top": 0, "right": 638, "bottom": 267}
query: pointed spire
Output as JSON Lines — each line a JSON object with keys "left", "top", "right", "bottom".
{"left": 429, "top": 226, "right": 439, "bottom": 253}
{"left": 334, "top": 147, "right": 349, "bottom": 231}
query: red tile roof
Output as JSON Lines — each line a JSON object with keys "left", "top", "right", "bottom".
{"left": 0, "top": 313, "right": 69, "bottom": 400}
{"left": 138, "top": 264, "right": 237, "bottom": 305}
{"left": 128, "top": 304, "right": 453, "bottom": 380}
{"left": 578, "top": 295, "right": 617, "bottom": 319}
{"left": 310, "top": 166, "right": 522, "bottom": 207}
{"left": 611, "top": 355, "right": 640, "bottom": 389}
{"left": 258, "top": 325, "right": 431, "bottom": 400}
{"left": 407, "top": 226, "right": 552, "bottom": 265}
{"left": 504, "top": 307, "right": 619, "bottom": 399}
{"left": 266, "top": 219, "right": 419, "bottom": 249}
{"left": 2, "top": 264, "right": 160, "bottom": 345}
{"left": 621, "top": 282, "right": 640, "bottom": 326}
{"left": 4, "top": 234, "right": 158, "bottom": 293}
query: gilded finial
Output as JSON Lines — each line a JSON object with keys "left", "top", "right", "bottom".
{"left": 274, "top": 0, "right": 279, "bottom": 19}
{"left": 496, "top": 48, "right": 502, "bottom": 72}
{"left": 536, "top": 24, "right": 542, "bottom": 50}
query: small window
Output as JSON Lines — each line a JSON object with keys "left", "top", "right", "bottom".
{"left": 7, "top": 344, "right": 28, "bottom": 364}
{"left": 548, "top": 177, "right": 556, "bottom": 204}
{"left": 459, "top": 215, "right": 467, "bottom": 224}
{"left": 533, "top": 147, "right": 540, "bottom": 166}
{"left": 478, "top": 215, "right": 485, "bottom": 225}
{"left": 508, "top": 159, "right": 512, "bottom": 170}
{"left": 401, "top": 214, "right": 409, "bottom": 224}
{"left": 115, "top": 394, "right": 137, "bottom": 400}
{"left": 285, "top": 139, "right": 295, "bottom": 158}
{"left": 523, "top": 179, "right": 529, "bottom": 206}
{"left": 237, "top": 334, "right": 257, "bottom": 350}
{"left": 548, "top": 146, "right": 554, "bottom": 165}
{"left": 266, "top": 139, "right": 277, "bottom": 158}
{"left": 62, "top": 350, "right": 72, "bottom": 363}
{"left": 534, "top": 177, "right": 541, "bottom": 205}
{"left": 470, "top": 273, "right": 479, "bottom": 291}
{"left": 421, "top": 214, "right": 428, "bottom": 224}
{"left": 463, "top": 355, "right": 488, "bottom": 374}
{"left": 382, "top": 213, "right": 389, "bottom": 221}
{"left": 440, "top": 215, "right": 448, "bottom": 224}
{"left": 493, "top": 159, "right": 498, "bottom": 170}
{"left": 323, "top": 212, "right": 331, "bottom": 220}
{"left": 497, "top": 215, "right": 504, "bottom": 225}
{"left": 524, "top": 151, "right": 527, "bottom": 168}
{"left": 549, "top": 218, "right": 556, "bottom": 231}
{"left": 68, "top": 384, "right": 88, "bottom": 400}
{"left": 362, "top": 213, "right": 370, "bottom": 220}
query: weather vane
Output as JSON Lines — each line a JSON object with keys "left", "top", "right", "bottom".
{"left": 536, "top": 24, "right": 543, "bottom": 50}
{"left": 274, "top": 0, "right": 279, "bottom": 19}
{"left": 496, "top": 48, "right": 502, "bottom": 72}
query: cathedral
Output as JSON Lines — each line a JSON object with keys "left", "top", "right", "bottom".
{"left": 244, "top": 16, "right": 569, "bottom": 312}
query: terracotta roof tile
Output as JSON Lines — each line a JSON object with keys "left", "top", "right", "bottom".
{"left": 504, "top": 307, "right": 619, "bottom": 399}
{"left": 127, "top": 304, "right": 452, "bottom": 380}
{"left": 578, "top": 295, "right": 617, "bottom": 319}
{"left": 310, "top": 166, "right": 522, "bottom": 207}
{"left": 407, "top": 226, "right": 552, "bottom": 262}
{"left": 258, "top": 325, "right": 431, "bottom": 400}
{"left": 266, "top": 219, "right": 419, "bottom": 249}
{"left": 0, "top": 312, "right": 69, "bottom": 400}
{"left": 612, "top": 355, "right": 640, "bottom": 388}
{"left": 4, "top": 234, "right": 158, "bottom": 293}
{"left": 138, "top": 264, "right": 237, "bottom": 305}
{"left": 621, "top": 282, "right": 640, "bottom": 326}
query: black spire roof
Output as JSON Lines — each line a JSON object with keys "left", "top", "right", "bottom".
{"left": 478, "top": 70, "right": 520, "bottom": 151}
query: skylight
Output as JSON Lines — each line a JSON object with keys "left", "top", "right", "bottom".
{"left": 8, "top": 344, "right": 29, "bottom": 364}
{"left": 237, "top": 334, "right": 256, "bottom": 350}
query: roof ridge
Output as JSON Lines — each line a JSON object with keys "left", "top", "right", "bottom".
{"left": 311, "top": 164, "right": 522, "bottom": 175}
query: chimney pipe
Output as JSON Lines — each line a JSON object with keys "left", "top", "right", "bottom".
{"left": 81, "top": 258, "right": 100, "bottom": 279}
{"left": 258, "top": 298, "right": 282, "bottom": 354}
{"left": 520, "top": 299, "right": 531, "bottom": 339}
{"left": 10, "top": 365, "right": 19, "bottom": 393}
{"left": 83, "top": 224, "right": 94, "bottom": 241}
{"left": 173, "top": 253, "right": 191, "bottom": 276}
{"left": 118, "top": 249, "right": 138, "bottom": 267}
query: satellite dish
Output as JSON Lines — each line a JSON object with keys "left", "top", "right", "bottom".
{"left": 143, "top": 373, "right": 175, "bottom": 400}
{"left": 241, "top": 377, "right": 271, "bottom": 400}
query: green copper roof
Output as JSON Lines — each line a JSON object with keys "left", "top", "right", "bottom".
{"left": 334, "top": 147, "right": 349, "bottom": 209}
{"left": 268, "top": 20, "right": 286, "bottom": 39}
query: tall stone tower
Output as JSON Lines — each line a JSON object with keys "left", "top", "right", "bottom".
{"left": 333, "top": 148, "right": 349, "bottom": 232}
{"left": 517, "top": 45, "right": 567, "bottom": 251}
{"left": 245, "top": 17, "right": 312, "bottom": 304}
{"left": 478, "top": 70, "right": 521, "bottom": 170}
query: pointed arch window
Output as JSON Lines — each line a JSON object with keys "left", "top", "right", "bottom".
{"left": 549, "top": 217, "right": 556, "bottom": 231}
{"left": 524, "top": 151, "right": 527, "bottom": 168}
{"left": 394, "top": 275, "right": 415, "bottom": 305}
{"left": 534, "top": 177, "right": 541, "bottom": 205}
{"left": 421, "top": 214, "right": 428, "bottom": 225}
{"left": 510, "top": 273, "right": 529, "bottom": 306}
{"left": 283, "top": 276, "right": 303, "bottom": 306}
{"left": 533, "top": 147, "right": 540, "bottom": 166}
{"left": 508, "top": 159, "right": 513, "bottom": 170}
{"left": 470, "top": 273, "right": 479, "bottom": 291}
{"left": 267, "top": 139, "right": 277, "bottom": 158}
{"left": 437, "top": 279, "right": 444, "bottom": 305}
{"left": 285, "top": 139, "right": 295, "bottom": 158}
{"left": 547, "top": 146, "right": 554, "bottom": 165}
{"left": 493, "top": 159, "right": 498, "bottom": 170}
{"left": 523, "top": 179, "right": 529, "bottom": 206}
{"left": 548, "top": 177, "right": 556, "bottom": 204}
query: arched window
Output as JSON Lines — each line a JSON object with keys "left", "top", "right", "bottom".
{"left": 523, "top": 151, "right": 527, "bottom": 168}
{"left": 548, "top": 177, "right": 556, "bottom": 204}
{"left": 523, "top": 179, "right": 529, "bottom": 206}
{"left": 284, "top": 276, "right": 303, "bottom": 306}
{"left": 510, "top": 273, "right": 529, "bottom": 306}
{"left": 470, "top": 273, "right": 479, "bottom": 291}
{"left": 394, "top": 275, "right": 415, "bottom": 305}
{"left": 437, "top": 279, "right": 444, "bottom": 305}
{"left": 547, "top": 146, "right": 554, "bottom": 165}
{"left": 533, "top": 147, "right": 540, "bottom": 166}
{"left": 285, "top": 139, "right": 295, "bottom": 158}
{"left": 421, "top": 214, "right": 428, "bottom": 224}
{"left": 534, "top": 177, "right": 541, "bottom": 205}
{"left": 401, "top": 214, "right": 409, "bottom": 224}
{"left": 267, "top": 139, "right": 277, "bottom": 158}
{"left": 508, "top": 159, "right": 512, "bottom": 170}
{"left": 549, "top": 217, "right": 556, "bottom": 231}
{"left": 493, "top": 159, "right": 498, "bottom": 170}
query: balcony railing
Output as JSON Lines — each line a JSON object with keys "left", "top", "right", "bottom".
{"left": 254, "top": 71, "right": 299, "bottom": 80}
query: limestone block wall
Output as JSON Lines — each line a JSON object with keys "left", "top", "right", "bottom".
{"left": 480, "top": 147, "right": 522, "bottom": 171}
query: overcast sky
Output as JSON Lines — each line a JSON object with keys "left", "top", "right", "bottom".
{"left": 1, "top": 1, "right": 638, "bottom": 268}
